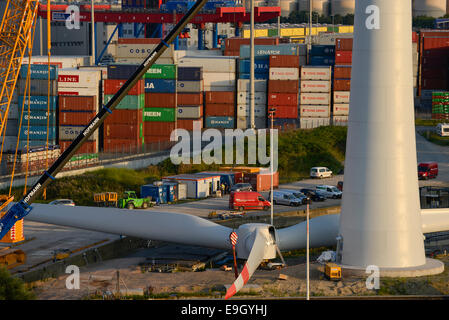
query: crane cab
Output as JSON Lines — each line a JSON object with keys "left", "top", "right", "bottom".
{"left": 325, "top": 263, "right": 342, "bottom": 281}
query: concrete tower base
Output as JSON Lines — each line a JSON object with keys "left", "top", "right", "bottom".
{"left": 337, "top": 258, "right": 444, "bottom": 278}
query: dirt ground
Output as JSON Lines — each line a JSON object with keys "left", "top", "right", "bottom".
{"left": 29, "top": 248, "right": 449, "bottom": 300}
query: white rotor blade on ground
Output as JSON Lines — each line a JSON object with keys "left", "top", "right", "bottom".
{"left": 25, "top": 203, "right": 233, "bottom": 250}
{"left": 225, "top": 228, "right": 270, "bottom": 299}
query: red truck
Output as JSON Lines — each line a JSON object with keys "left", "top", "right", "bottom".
{"left": 418, "top": 162, "right": 438, "bottom": 180}
{"left": 229, "top": 191, "right": 271, "bottom": 212}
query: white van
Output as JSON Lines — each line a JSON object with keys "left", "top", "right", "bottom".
{"left": 316, "top": 185, "right": 342, "bottom": 199}
{"left": 437, "top": 123, "right": 449, "bottom": 137}
{"left": 271, "top": 190, "right": 302, "bottom": 206}
{"left": 310, "top": 167, "right": 333, "bottom": 179}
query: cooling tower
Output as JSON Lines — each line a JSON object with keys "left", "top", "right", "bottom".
{"left": 298, "top": 0, "right": 328, "bottom": 15}
{"left": 413, "top": 0, "right": 446, "bottom": 17}
{"left": 331, "top": 0, "right": 355, "bottom": 16}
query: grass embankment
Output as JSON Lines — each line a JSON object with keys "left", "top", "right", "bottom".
{"left": 4, "top": 126, "right": 347, "bottom": 205}
{"left": 415, "top": 119, "right": 444, "bottom": 127}
{"left": 419, "top": 130, "right": 449, "bottom": 147}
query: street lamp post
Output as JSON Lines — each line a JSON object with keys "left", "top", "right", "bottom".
{"left": 268, "top": 108, "right": 275, "bottom": 226}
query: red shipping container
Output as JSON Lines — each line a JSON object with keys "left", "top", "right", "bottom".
{"left": 270, "top": 105, "right": 298, "bottom": 119}
{"left": 145, "top": 93, "right": 176, "bottom": 107}
{"left": 224, "top": 50, "right": 240, "bottom": 56}
{"left": 117, "top": 38, "right": 161, "bottom": 44}
{"left": 177, "top": 118, "right": 203, "bottom": 131}
{"left": 205, "top": 104, "right": 235, "bottom": 117}
{"left": 59, "top": 110, "right": 96, "bottom": 126}
{"left": 268, "top": 80, "right": 299, "bottom": 93}
{"left": 269, "top": 55, "right": 300, "bottom": 68}
{"left": 177, "top": 93, "right": 203, "bottom": 105}
{"left": 412, "top": 31, "right": 418, "bottom": 43}
{"left": 335, "top": 51, "right": 352, "bottom": 65}
{"left": 225, "top": 37, "right": 279, "bottom": 51}
{"left": 59, "top": 140, "right": 97, "bottom": 154}
{"left": 103, "top": 138, "right": 142, "bottom": 152}
{"left": 421, "top": 78, "right": 448, "bottom": 90}
{"left": 422, "top": 37, "right": 449, "bottom": 51}
{"left": 103, "top": 79, "right": 144, "bottom": 95}
{"left": 421, "top": 67, "right": 449, "bottom": 80}
{"left": 333, "top": 79, "right": 351, "bottom": 91}
{"left": 205, "top": 91, "right": 235, "bottom": 104}
{"left": 144, "top": 135, "right": 172, "bottom": 143}
{"left": 335, "top": 38, "right": 353, "bottom": 51}
{"left": 58, "top": 96, "right": 97, "bottom": 112}
{"left": 333, "top": 66, "right": 352, "bottom": 79}
{"left": 268, "top": 93, "right": 298, "bottom": 106}
{"left": 104, "top": 109, "right": 143, "bottom": 125}
{"left": 243, "top": 172, "right": 279, "bottom": 191}
{"left": 143, "top": 121, "right": 176, "bottom": 136}
{"left": 104, "top": 123, "right": 142, "bottom": 140}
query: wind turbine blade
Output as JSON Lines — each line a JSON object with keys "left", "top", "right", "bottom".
{"left": 225, "top": 229, "right": 267, "bottom": 299}
{"left": 25, "top": 203, "right": 233, "bottom": 250}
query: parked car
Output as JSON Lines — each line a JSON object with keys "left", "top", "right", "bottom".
{"left": 279, "top": 189, "right": 310, "bottom": 204}
{"left": 49, "top": 199, "right": 75, "bottom": 206}
{"left": 271, "top": 190, "right": 302, "bottom": 206}
{"left": 418, "top": 162, "right": 438, "bottom": 180}
{"left": 316, "top": 185, "right": 342, "bottom": 199}
{"left": 229, "top": 191, "right": 271, "bottom": 211}
{"left": 310, "top": 167, "right": 333, "bottom": 179}
{"left": 300, "top": 188, "right": 326, "bottom": 202}
{"left": 230, "top": 183, "right": 253, "bottom": 192}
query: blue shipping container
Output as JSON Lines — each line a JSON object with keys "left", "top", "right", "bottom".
{"left": 140, "top": 185, "right": 167, "bottom": 204}
{"left": 20, "top": 110, "right": 57, "bottom": 126}
{"left": 310, "top": 45, "right": 336, "bottom": 56}
{"left": 19, "top": 126, "right": 57, "bottom": 140}
{"left": 238, "top": 59, "right": 269, "bottom": 74}
{"left": 240, "top": 44, "right": 299, "bottom": 59}
{"left": 310, "top": 56, "right": 335, "bottom": 66}
{"left": 162, "top": 184, "right": 176, "bottom": 202}
{"left": 239, "top": 73, "right": 269, "bottom": 80}
{"left": 273, "top": 118, "right": 300, "bottom": 129}
{"left": 144, "top": 79, "right": 176, "bottom": 93}
{"left": 18, "top": 140, "right": 57, "bottom": 150}
{"left": 107, "top": 64, "right": 139, "bottom": 80}
{"left": 19, "top": 64, "right": 57, "bottom": 80}
{"left": 205, "top": 116, "right": 235, "bottom": 129}
{"left": 18, "top": 95, "right": 57, "bottom": 112}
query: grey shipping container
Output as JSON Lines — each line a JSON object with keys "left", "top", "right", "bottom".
{"left": 177, "top": 80, "right": 204, "bottom": 93}
{"left": 18, "top": 79, "right": 58, "bottom": 96}
{"left": 59, "top": 125, "right": 98, "bottom": 141}
{"left": 178, "top": 67, "right": 203, "bottom": 81}
{"left": 107, "top": 64, "right": 139, "bottom": 80}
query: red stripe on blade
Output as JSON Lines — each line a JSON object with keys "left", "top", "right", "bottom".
{"left": 225, "top": 284, "right": 237, "bottom": 300}
{"left": 242, "top": 264, "right": 250, "bottom": 284}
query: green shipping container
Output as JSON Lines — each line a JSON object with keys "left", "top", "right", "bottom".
{"left": 104, "top": 94, "right": 145, "bottom": 109}
{"left": 327, "top": 26, "right": 339, "bottom": 32}
{"left": 144, "top": 64, "right": 177, "bottom": 80}
{"left": 267, "top": 29, "right": 278, "bottom": 37}
{"left": 143, "top": 107, "right": 176, "bottom": 122}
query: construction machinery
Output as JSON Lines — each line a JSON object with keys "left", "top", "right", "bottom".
{"left": 94, "top": 192, "right": 118, "bottom": 207}
{"left": 118, "top": 191, "right": 153, "bottom": 210}
{"left": 324, "top": 262, "right": 342, "bottom": 281}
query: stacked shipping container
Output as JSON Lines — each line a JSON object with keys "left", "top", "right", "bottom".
{"left": 432, "top": 91, "right": 449, "bottom": 119}
{"left": 236, "top": 79, "right": 267, "bottom": 129}
{"left": 309, "top": 45, "right": 335, "bottom": 66}
{"left": 115, "top": 38, "right": 175, "bottom": 65}
{"left": 299, "top": 66, "right": 332, "bottom": 129}
{"left": 332, "top": 38, "right": 353, "bottom": 126}
{"left": 223, "top": 37, "right": 280, "bottom": 57}
{"left": 176, "top": 67, "right": 204, "bottom": 132}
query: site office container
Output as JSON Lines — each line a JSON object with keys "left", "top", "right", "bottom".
{"left": 104, "top": 79, "right": 144, "bottom": 95}
{"left": 143, "top": 121, "right": 176, "bottom": 136}
{"left": 140, "top": 185, "right": 167, "bottom": 204}
{"left": 300, "top": 92, "right": 331, "bottom": 105}
{"left": 205, "top": 103, "right": 235, "bottom": 117}
{"left": 58, "top": 95, "right": 97, "bottom": 112}
{"left": 243, "top": 171, "right": 279, "bottom": 191}
{"left": 103, "top": 138, "right": 143, "bottom": 152}
{"left": 269, "top": 55, "right": 300, "bottom": 68}
{"left": 333, "top": 91, "right": 350, "bottom": 104}
{"left": 335, "top": 38, "right": 353, "bottom": 51}
{"left": 177, "top": 118, "right": 203, "bottom": 131}
{"left": 300, "top": 105, "right": 330, "bottom": 118}
{"left": 333, "top": 79, "right": 351, "bottom": 91}
{"left": 59, "top": 140, "right": 97, "bottom": 154}
{"left": 268, "top": 93, "right": 298, "bottom": 106}
{"left": 144, "top": 79, "right": 176, "bottom": 93}
{"left": 334, "top": 66, "right": 352, "bottom": 79}
{"left": 104, "top": 123, "right": 143, "bottom": 140}
{"left": 178, "top": 67, "right": 203, "bottom": 81}
{"left": 162, "top": 174, "right": 220, "bottom": 199}
{"left": 177, "top": 106, "right": 203, "bottom": 119}
{"left": 205, "top": 91, "right": 235, "bottom": 104}
{"left": 269, "top": 105, "right": 298, "bottom": 119}
{"left": 335, "top": 51, "right": 352, "bottom": 65}
{"left": 300, "top": 80, "right": 331, "bottom": 93}
{"left": 145, "top": 93, "right": 177, "bottom": 107}
{"left": 268, "top": 80, "right": 299, "bottom": 93}
{"left": 59, "top": 110, "right": 96, "bottom": 126}
{"left": 177, "top": 93, "right": 203, "bottom": 105}
{"left": 104, "top": 109, "right": 143, "bottom": 125}
{"left": 196, "top": 171, "right": 236, "bottom": 187}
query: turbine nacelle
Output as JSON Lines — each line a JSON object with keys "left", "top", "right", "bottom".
{"left": 235, "top": 223, "right": 277, "bottom": 260}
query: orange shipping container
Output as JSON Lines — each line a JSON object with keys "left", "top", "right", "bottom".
{"left": 333, "top": 79, "right": 351, "bottom": 91}
{"left": 117, "top": 38, "right": 161, "bottom": 44}
{"left": 177, "top": 93, "right": 203, "bottom": 105}
{"left": 205, "top": 104, "right": 235, "bottom": 117}
{"left": 143, "top": 121, "right": 176, "bottom": 136}
{"left": 144, "top": 135, "right": 172, "bottom": 143}
{"left": 268, "top": 80, "right": 299, "bottom": 93}
{"left": 243, "top": 171, "right": 279, "bottom": 191}
{"left": 59, "top": 140, "right": 97, "bottom": 154}
{"left": 59, "top": 110, "right": 96, "bottom": 126}
{"left": 104, "top": 109, "right": 143, "bottom": 125}
{"left": 335, "top": 38, "right": 353, "bottom": 51}
{"left": 225, "top": 37, "right": 279, "bottom": 51}
{"left": 104, "top": 123, "right": 142, "bottom": 140}
{"left": 103, "top": 138, "right": 142, "bottom": 152}
{"left": 58, "top": 95, "right": 97, "bottom": 112}
{"left": 103, "top": 79, "right": 144, "bottom": 95}
{"left": 177, "top": 118, "right": 203, "bottom": 131}
{"left": 205, "top": 91, "right": 235, "bottom": 104}
{"left": 269, "top": 55, "right": 300, "bottom": 68}
{"left": 333, "top": 66, "right": 352, "bottom": 79}
{"left": 145, "top": 93, "right": 176, "bottom": 107}
{"left": 268, "top": 93, "right": 298, "bottom": 106}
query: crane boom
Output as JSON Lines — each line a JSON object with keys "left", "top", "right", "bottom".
{"left": 0, "top": 0, "right": 209, "bottom": 240}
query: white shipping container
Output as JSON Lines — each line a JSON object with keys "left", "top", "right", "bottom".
{"left": 333, "top": 104, "right": 349, "bottom": 116}
{"left": 300, "top": 66, "right": 332, "bottom": 81}
{"left": 300, "top": 80, "right": 331, "bottom": 93}
{"left": 300, "top": 105, "right": 330, "bottom": 118}
{"left": 79, "top": 66, "right": 108, "bottom": 80}
{"left": 333, "top": 91, "right": 350, "bottom": 104}
{"left": 237, "top": 104, "right": 267, "bottom": 117}
{"left": 237, "top": 79, "right": 267, "bottom": 92}
{"left": 237, "top": 91, "right": 267, "bottom": 105}
{"left": 269, "top": 67, "right": 300, "bottom": 80}
{"left": 203, "top": 72, "right": 235, "bottom": 89}
{"left": 22, "top": 55, "right": 90, "bottom": 69}
{"left": 236, "top": 116, "right": 267, "bottom": 129}
{"left": 299, "top": 117, "right": 330, "bottom": 129}
{"left": 177, "top": 106, "right": 202, "bottom": 119}
{"left": 178, "top": 56, "right": 236, "bottom": 73}
{"left": 117, "top": 43, "right": 174, "bottom": 59}
{"left": 58, "top": 69, "right": 101, "bottom": 89}
{"left": 333, "top": 116, "right": 349, "bottom": 126}
{"left": 300, "top": 92, "right": 330, "bottom": 105}
{"left": 115, "top": 57, "right": 175, "bottom": 65}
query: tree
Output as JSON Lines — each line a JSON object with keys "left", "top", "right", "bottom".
{"left": 0, "top": 267, "right": 35, "bottom": 300}
{"left": 413, "top": 15, "right": 435, "bottom": 28}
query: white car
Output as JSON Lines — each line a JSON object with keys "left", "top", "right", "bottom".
{"left": 315, "top": 185, "right": 342, "bottom": 199}
{"left": 310, "top": 167, "right": 333, "bottom": 179}
{"left": 49, "top": 199, "right": 75, "bottom": 206}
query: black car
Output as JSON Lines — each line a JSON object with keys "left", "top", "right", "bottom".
{"left": 300, "top": 188, "right": 326, "bottom": 202}
{"left": 230, "top": 183, "right": 253, "bottom": 192}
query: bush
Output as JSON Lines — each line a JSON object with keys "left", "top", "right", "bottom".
{"left": 0, "top": 267, "right": 35, "bottom": 300}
